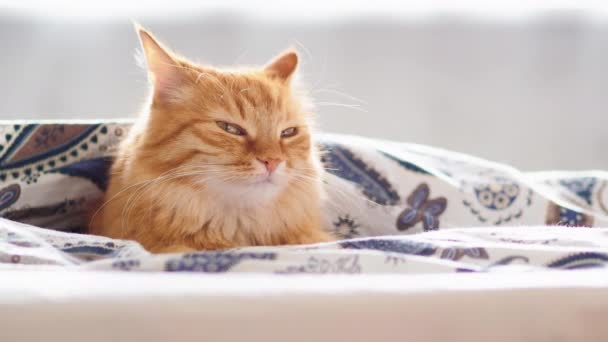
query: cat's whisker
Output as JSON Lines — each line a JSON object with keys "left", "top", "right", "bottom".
{"left": 312, "top": 52, "right": 328, "bottom": 89}
{"left": 316, "top": 102, "right": 368, "bottom": 113}
{"left": 290, "top": 39, "right": 314, "bottom": 67}
{"left": 121, "top": 170, "right": 224, "bottom": 232}
{"left": 233, "top": 48, "right": 249, "bottom": 65}
{"left": 120, "top": 169, "right": 196, "bottom": 233}
{"left": 158, "top": 61, "right": 232, "bottom": 104}
{"left": 115, "top": 165, "right": 222, "bottom": 224}
{"left": 195, "top": 72, "right": 209, "bottom": 84}
{"left": 287, "top": 177, "right": 350, "bottom": 209}
{"left": 293, "top": 166, "right": 340, "bottom": 172}
{"left": 286, "top": 38, "right": 326, "bottom": 90}
{"left": 290, "top": 171, "right": 382, "bottom": 209}
{"left": 89, "top": 164, "right": 199, "bottom": 227}
{"left": 312, "top": 88, "right": 367, "bottom": 104}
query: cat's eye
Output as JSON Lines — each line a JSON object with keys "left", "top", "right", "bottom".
{"left": 281, "top": 127, "right": 298, "bottom": 138}
{"left": 217, "top": 121, "right": 246, "bottom": 136}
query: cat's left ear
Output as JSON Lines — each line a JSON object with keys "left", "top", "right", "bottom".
{"left": 264, "top": 50, "right": 298, "bottom": 82}
{"left": 136, "top": 24, "right": 186, "bottom": 103}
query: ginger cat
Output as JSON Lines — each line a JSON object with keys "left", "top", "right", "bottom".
{"left": 89, "top": 26, "right": 333, "bottom": 253}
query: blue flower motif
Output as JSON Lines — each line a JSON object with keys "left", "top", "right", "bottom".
{"left": 396, "top": 183, "right": 447, "bottom": 231}
{"left": 474, "top": 178, "right": 520, "bottom": 210}
{"left": 333, "top": 215, "right": 360, "bottom": 239}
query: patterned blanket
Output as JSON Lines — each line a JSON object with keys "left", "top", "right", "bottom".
{"left": 0, "top": 121, "right": 607, "bottom": 273}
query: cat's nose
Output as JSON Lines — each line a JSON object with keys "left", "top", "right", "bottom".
{"left": 257, "top": 158, "right": 282, "bottom": 173}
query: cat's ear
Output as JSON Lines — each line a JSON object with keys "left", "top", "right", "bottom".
{"left": 136, "top": 25, "right": 185, "bottom": 103}
{"left": 264, "top": 50, "right": 298, "bottom": 82}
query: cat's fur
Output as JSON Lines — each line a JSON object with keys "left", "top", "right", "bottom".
{"left": 89, "top": 26, "right": 333, "bottom": 253}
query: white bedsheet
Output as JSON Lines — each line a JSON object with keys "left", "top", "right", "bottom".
{"left": 1, "top": 270, "right": 607, "bottom": 341}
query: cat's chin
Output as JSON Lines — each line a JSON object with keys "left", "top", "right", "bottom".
{"left": 247, "top": 173, "right": 281, "bottom": 186}
{"left": 242, "top": 175, "right": 287, "bottom": 199}
{"left": 205, "top": 175, "right": 287, "bottom": 207}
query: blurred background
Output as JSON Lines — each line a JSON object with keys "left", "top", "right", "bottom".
{"left": 1, "top": 1, "right": 607, "bottom": 171}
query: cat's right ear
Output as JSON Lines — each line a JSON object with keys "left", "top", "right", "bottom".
{"left": 264, "top": 50, "right": 298, "bottom": 82}
{"left": 136, "top": 25, "right": 185, "bottom": 103}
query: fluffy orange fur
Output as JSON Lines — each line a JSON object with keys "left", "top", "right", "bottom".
{"left": 88, "top": 27, "right": 334, "bottom": 253}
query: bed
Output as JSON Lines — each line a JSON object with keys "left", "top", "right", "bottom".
{"left": 1, "top": 121, "right": 607, "bottom": 341}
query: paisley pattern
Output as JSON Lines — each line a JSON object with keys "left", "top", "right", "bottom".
{"left": 0, "top": 124, "right": 100, "bottom": 174}
{"left": 0, "top": 184, "right": 20, "bottom": 211}
{"left": 47, "top": 157, "right": 113, "bottom": 191}
{"left": 3, "top": 198, "right": 87, "bottom": 228}
{"left": 340, "top": 237, "right": 437, "bottom": 256}
{"left": 381, "top": 151, "right": 431, "bottom": 175}
{"left": 320, "top": 143, "right": 400, "bottom": 205}
{"left": 547, "top": 252, "right": 608, "bottom": 269}
{"left": 0, "top": 123, "right": 122, "bottom": 230}
{"left": 60, "top": 245, "right": 118, "bottom": 261}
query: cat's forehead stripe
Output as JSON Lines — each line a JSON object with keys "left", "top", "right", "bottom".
{"left": 218, "top": 76, "right": 283, "bottom": 121}
{"left": 239, "top": 80, "right": 273, "bottom": 108}
{"left": 232, "top": 93, "right": 246, "bottom": 120}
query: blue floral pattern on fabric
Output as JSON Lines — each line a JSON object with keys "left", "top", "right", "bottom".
{"left": 559, "top": 178, "right": 596, "bottom": 205}
{"left": 440, "top": 247, "right": 489, "bottom": 261}
{"left": 333, "top": 215, "right": 360, "bottom": 239}
{"left": 47, "top": 157, "right": 113, "bottom": 191}
{"left": 2, "top": 217, "right": 608, "bottom": 274}
{"left": 0, "top": 184, "right": 20, "bottom": 211}
{"left": 4, "top": 198, "right": 87, "bottom": 225}
{"left": 474, "top": 178, "right": 520, "bottom": 210}
{"left": 165, "top": 252, "right": 277, "bottom": 272}
{"left": 396, "top": 183, "right": 447, "bottom": 231}
{"left": 112, "top": 259, "right": 141, "bottom": 271}
{"left": 380, "top": 151, "right": 431, "bottom": 175}
{"left": 546, "top": 202, "right": 594, "bottom": 227}
{"left": 547, "top": 252, "right": 608, "bottom": 269}
{"left": 340, "top": 238, "right": 437, "bottom": 256}
{"left": 276, "top": 255, "right": 362, "bottom": 274}
{"left": 483, "top": 256, "right": 531, "bottom": 270}
{"left": 0, "top": 124, "right": 100, "bottom": 175}
{"left": 0, "top": 122, "right": 605, "bottom": 235}
{"left": 0, "top": 122, "right": 607, "bottom": 277}
{"left": 559, "top": 208, "right": 588, "bottom": 226}
{"left": 0, "top": 123, "right": 118, "bottom": 231}
{"left": 320, "top": 143, "right": 400, "bottom": 205}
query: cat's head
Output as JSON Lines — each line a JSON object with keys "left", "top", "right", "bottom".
{"left": 134, "top": 26, "right": 320, "bottom": 204}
